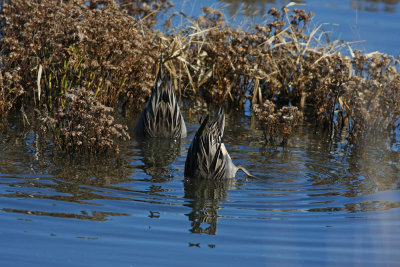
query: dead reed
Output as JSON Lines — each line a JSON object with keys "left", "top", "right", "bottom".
{"left": 38, "top": 87, "right": 130, "bottom": 154}
{"left": 0, "top": 1, "right": 399, "bottom": 152}
{"left": 253, "top": 100, "right": 302, "bottom": 145}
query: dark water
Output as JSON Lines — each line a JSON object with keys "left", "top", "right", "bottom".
{"left": 2, "top": 1, "right": 400, "bottom": 266}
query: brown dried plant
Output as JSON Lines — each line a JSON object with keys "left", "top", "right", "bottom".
{"left": 0, "top": 0, "right": 167, "bottom": 152}
{"left": 40, "top": 87, "right": 130, "bottom": 154}
{"left": 0, "top": 0, "right": 166, "bottom": 112}
{"left": 253, "top": 100, "right": 301, "bottom": 145}
{"left": 0, "top": 1, "right": 399, "bottom": 151}
{"left": 162, "top": 7, "right": 316, "bottom": 107}
{"left": 119, "top": 0, "right": 174, "bottom": 27}
{"left": 308, "top": 51, "right": 400, "bottom": 141}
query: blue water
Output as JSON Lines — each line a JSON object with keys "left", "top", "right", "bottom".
{"left": 1, "top": 1, "right": 400, "bottom": 266}
{"left": 1, "top": 113, "right": 400, "bottom": 266}
{"left": 177, "top": 0, "right": 400, "bottom": 56}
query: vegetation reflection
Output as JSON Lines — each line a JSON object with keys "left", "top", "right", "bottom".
{"left": 303, "top": 126, "right": 400, "bottom": 199}
{"left": 0, "top": 125, "right": 136, "bottom": 220}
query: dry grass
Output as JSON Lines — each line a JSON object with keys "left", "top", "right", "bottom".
{"left": 38, "top": 87, "right": 130, "bottom": 154}
{"left": 253, "top": 100, "right": 302, "bottom": 145}
{"left": 0, "top": 1, "right": 399, "bottom": 152}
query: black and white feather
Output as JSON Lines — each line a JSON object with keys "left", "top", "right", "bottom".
{"left": 135, "top": 56, "right": 187, "bottom": 138}
{"left": 185, "top": 109, "right": 253, "bottom": 179}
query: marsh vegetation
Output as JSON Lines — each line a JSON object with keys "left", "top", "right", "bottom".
{"left": 0, "top": 0, "right": 399, "bottom": 153}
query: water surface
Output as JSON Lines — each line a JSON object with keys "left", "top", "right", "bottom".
{"left": 1, "top": 0, "right": 400, "bottom": 266}
{"left": 179, "top": 0, "right": 400, "bottom": 55}
{"left": 1, "top": 109, "right": 400, "bottom": 266}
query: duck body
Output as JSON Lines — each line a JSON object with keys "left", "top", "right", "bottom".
{"left": 135, "top": 57, "right": 187, "bottom": 139}
{"left": 185, "top": 109, "right": 250, "bottom": 179}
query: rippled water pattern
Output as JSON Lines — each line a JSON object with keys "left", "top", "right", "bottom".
{"left": 1, "top": 112, "right": 400, "bottom": 266}
{"left": 2, "top": 0, "right": 400, "bottom": 266}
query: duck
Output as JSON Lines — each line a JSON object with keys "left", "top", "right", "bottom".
{"left": 135, "top": 55, "right": 187, "bottom": 138}
{"left": 184, "top": 108, "right": 253, "bottom": 179}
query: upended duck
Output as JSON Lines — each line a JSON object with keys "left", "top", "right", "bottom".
{"left": 135, "top": 56, "right": 187, "bottom": 138}
{"left": 184, "top": 109, "right": 253, "bottom": 179}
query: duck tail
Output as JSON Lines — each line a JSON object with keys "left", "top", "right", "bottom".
{"left": 237, "top": 165, "right": 255, "bottom": 178}
{"left": 155, "top": 52, "right": 165, "bottom": 89}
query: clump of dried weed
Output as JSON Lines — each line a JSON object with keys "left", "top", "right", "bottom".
{"left": 0, "top": 0, "right": 166, "bottom": 112}
{"left": 1, "top": 1, "right": 399, "bottom": 151}
{"left": 306, "top": 50, "right": 400, "bottom": 142}
{"left": 160, "top": 7, "right": 315, "bottom": 107}
{"left": 119, "top": 0, "right": 174, "bottom": 27}
{"left": 0, "top": 0, "right": 168, "bottom": 152}
{"left": 253, "top": 100, "right": 301, "bottom": 145}
{"left": 40, "top": 87, "right": 129, "bottom": 154}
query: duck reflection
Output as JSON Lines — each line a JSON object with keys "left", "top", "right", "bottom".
{"left": 137, "top": 137, "right": 182, "bottom": 181}
{"left": 184, "top": 177, "right": 236, "bottom": 235}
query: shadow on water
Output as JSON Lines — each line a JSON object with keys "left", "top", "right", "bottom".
{"left": 183, "top": 177, "right": 236, "bottom": 235}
